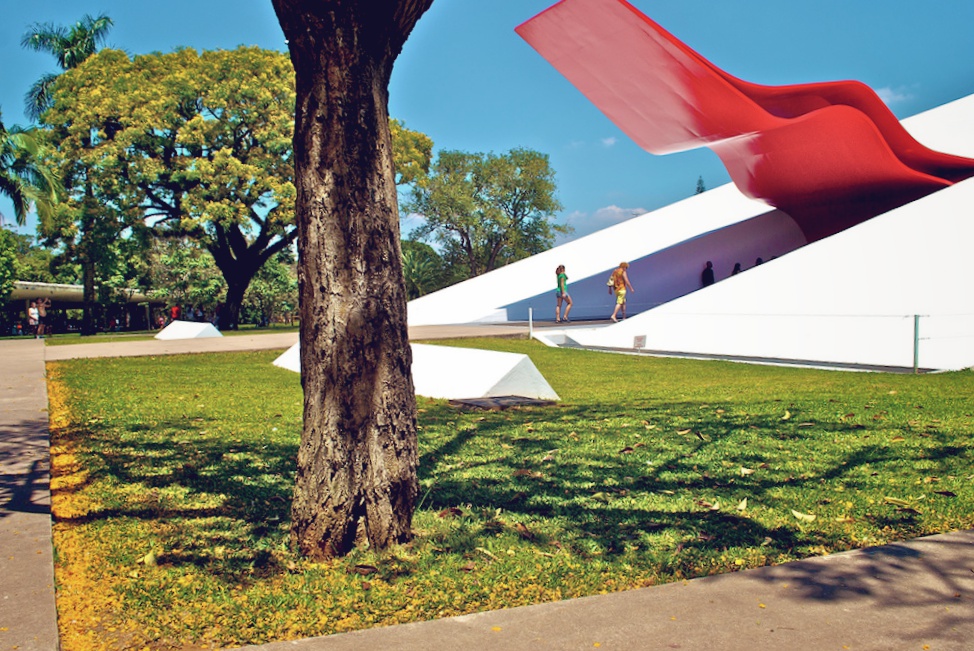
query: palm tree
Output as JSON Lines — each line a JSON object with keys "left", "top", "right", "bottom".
{"left": 0, "top": 109, "right": 58, "bottom": 226}
{"left": 21, "top": 13, "right": 114, "bottom": 122}
{"left": 22, "top": 14, "right": 112, "bottom": 335}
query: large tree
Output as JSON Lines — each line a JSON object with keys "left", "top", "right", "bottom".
{"left": 272, "top": 0, "right": 435, "bottom": 559}
{"left": 407, "top": 147, "right": 565, "bottom": 278}
{"left": 21, "top": 13, "right": 114, "bottom": 122}
{"left": 42, "top": 46, "right": 297, "bottom": 330}
{"left": 42, "top": 46, "right": 431, "bottom": 331}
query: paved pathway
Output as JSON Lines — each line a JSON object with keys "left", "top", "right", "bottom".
{"left": 2, "top": 330, "right": 973, "bottom": 650}
{"left": 242, "top": 529, "right": 974, "bottom": 650}
{"left": 42, "top": 324, "right": 528, "bottom": 361}
{"left": 0, "top": 340, "right": 59, "bottom": 651}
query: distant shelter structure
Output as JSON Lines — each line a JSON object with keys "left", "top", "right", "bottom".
{"left": 3, "top": 281, "right": 160, "bottom": 335}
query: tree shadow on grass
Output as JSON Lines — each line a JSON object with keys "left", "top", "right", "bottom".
{"left": 416, "top": 398, "right": 971, "bottom": 574}
{"left": 50, "top": 415, "right": 298, "bottom": 581}
{"left": 50, "top": 388, "right": 972, "bottom": 595}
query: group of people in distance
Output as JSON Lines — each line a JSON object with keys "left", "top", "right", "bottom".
{"left": 27, "top": 297, "right": 51, "bottom": 338}
{"left": 707, "top": 257, "right": 767, "bottom": 286}
{"left": 554, "top": 261, "right": 635, "bottom": 324}
{"left": 556, "top": 255, "right": 771, "bottom": 325}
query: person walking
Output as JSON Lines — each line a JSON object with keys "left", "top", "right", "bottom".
{"left": 555, "top": 264, "right": 573, "bottom": 322}
{"left": 608, "top": 261, "right": 634, "bottom": 322}
{"left": 701, "top": 261, "right": 715, "bottom": 287}
{"left": 36, "top": 297, "right": 51, "bottom": 337}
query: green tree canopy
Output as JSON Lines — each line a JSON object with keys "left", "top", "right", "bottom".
{"left": 1, "top": 230, "right": 75, "bottom": 285}
{"left": 146, "top": 237, "right": 227, "bottom": 314}
{"left": 390, "top": 118, "right": 433, "bottom": 186}
{"left": 0, "top": 228, "right": 18, "bottom": 302}
{"left": 406, "top": 147, "right": 565, "bottom": 278}
{"left": 242, "top": 249, "right": 297, "bottom": 326}
{"left": 401, "top": 239, "right": 452, "bottom": 299}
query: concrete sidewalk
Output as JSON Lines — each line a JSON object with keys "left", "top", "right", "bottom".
{"left": 2, "top": 330, "right": 973, "bottom": 651}
{"left": 241, "top": 528, "right": 974, "bottom": 650}
{"left": 42, "top": 323, "right": 529, "bottom": 361}
{"left": 0, "top": 339, "right": 59, "bottom": 651}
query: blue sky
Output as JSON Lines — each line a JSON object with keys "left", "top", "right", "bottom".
{"left": 3, "top": 0, "right": 974, "bottom": 242}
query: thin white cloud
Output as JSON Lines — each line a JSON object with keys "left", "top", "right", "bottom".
{"left": 601, "top": 136, "right": 618, "bottom": 147}
{"left": 555, "top": 204, "right": 646, "bottom": 244}
{"left": 875, "top": 86, "right": 913, "bottom": 106}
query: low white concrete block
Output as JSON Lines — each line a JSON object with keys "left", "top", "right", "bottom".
{"left": 155, "top": 320, "right": 223, "bottom": 340}
{"left": 411, "top": 343, "right": 559, "bottom": 401}
{"left": 273, "top": 342, "right": 559, "bottom": 401}
{"left": 272, "top": 342, "right": 300, "bottom": 372}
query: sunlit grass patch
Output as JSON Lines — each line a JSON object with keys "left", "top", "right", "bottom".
{"left": 48, "top": 341, "right": 974, "bottom": 649}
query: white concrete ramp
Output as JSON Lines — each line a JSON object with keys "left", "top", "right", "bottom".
{"left": 570, "top": 178, "right": 974, "bottom": 371}
{"left": 407, "top": 184, "right": 774, "bottom": 325}
{"left": 273, "top": 343, "right": 559, "bottom": 401}
{"left": 155, "top": 320, "right": 222, "bottom": 340}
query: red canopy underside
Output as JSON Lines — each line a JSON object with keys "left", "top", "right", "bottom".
{"left": 516, "top": 0, "right": 974, "bottom": 241}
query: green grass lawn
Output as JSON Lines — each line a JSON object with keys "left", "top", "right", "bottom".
{"left": 47, "top": 339, "right": 974, "bottom": 650}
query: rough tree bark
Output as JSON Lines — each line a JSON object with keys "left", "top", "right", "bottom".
{"left": 272, "top": 0, "right": 435, "bottom": 559}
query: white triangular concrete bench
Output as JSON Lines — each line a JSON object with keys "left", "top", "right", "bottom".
{"left": 155, "top": 320, "right": 223, "bottom": 340}
{"left": 273, "top": 342, "right": 559, "bottom": 401}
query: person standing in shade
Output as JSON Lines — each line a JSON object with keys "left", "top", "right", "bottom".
{"left": 608, "top": 261, "right": 634, "bottom": 322}
{"left": 701, "top": 261, "right": 715, "bottom": 287}
{"left": 555, "top": 264, "right": 573, "bottom": 322}
{"left": 28, "top": 301, "right": 39, "bottom": 337}
{"left": 731, "top": 262, "right": 742, "bottom": 275}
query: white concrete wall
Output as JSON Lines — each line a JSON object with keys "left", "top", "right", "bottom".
{"left": 406, "top": 93, "right": 974, "bottom": 370}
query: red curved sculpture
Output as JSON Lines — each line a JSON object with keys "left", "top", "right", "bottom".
{"left": 516, "top": 0, "right": 974, "bottom": 241}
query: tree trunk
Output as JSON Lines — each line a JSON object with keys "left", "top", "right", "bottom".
{"left": 273, "top": 0, "right": 434, "bottom": 559}
{"left": 207, "top": 232, "right": 295, "bottom": 331}
{"left": 80, "top": 243, "right": 97, "bottom": 337}
{"left": 221, "top": 278, "right": 248, "bottom": 331}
